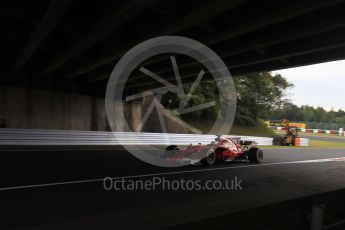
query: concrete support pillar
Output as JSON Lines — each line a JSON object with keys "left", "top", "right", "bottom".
{"left": 91, "top": 96, "right": 98, "bottom": 131}
{"left": 130, "top": 102, "right": 142, "bottom": 132}
{"left": 310, "top": 205, "right": 324, "bottom": 230}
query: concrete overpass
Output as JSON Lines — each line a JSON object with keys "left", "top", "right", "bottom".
{"left": 2, "top": 0, "right": 345, "bottom": 96}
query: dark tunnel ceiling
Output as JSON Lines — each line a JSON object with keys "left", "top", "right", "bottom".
{"left": 1, "top": 0, "right": 345, "bottom": 96}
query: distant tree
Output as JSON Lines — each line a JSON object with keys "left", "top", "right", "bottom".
{"left": 269, "top": 103, "right": 345, "bottom": 125}
{"left": 161, "top": 72, "right": 293, "bottom": 126}
{"left": 234, "top": 72, "right": 293, "bottom": 125}
{"left": 161, "top": 81, "right": 218, "bottom": 122}
{"left": 161, "top": 70, "right": 345, "bottom": 126}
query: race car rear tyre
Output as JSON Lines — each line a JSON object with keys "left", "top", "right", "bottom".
{"left": 247, "top": 147, "right": 263, "bottom": 163}
{"left": 273, "top": 135, "right": 284, "bottom": 146}
{"left": 201, "top": 150, "right": 216, "bottom": 166}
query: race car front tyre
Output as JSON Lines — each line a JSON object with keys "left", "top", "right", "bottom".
{"left": 201, "top": 150, "right": 216, "bottom": 166}
{"left": 247, "top": 147, "right": 263, "bottom": 163}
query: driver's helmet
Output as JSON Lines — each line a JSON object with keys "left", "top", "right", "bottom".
{"left": 210, "top": 141, "right": 216, "bottom": 145}
{"left": 215, "top": 135, "right": 221, "bottom": 142}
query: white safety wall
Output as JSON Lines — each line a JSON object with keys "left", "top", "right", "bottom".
{"left": 0, "top": 129, "right": 274, "bottom": 146}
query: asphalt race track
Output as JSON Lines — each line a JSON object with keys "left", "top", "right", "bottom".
{"left": 1, "top": 146, "right": 345, "bottom": 229}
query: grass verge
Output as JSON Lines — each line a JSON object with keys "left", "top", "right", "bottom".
{"left": 230, "top": 124, "right": 275, "bottom": 137}
{"left": 308, "top": 140, "right": 345, "bottom": 148}
{"left": 188, "top": 121, "right": 275, "bottom": 137}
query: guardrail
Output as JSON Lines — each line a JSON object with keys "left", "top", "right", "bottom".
{"left": 0, "top": 128, "right": 273, "bottom": 146}
{"left": 269, "top": 126, "right": 345, "bottom": 136}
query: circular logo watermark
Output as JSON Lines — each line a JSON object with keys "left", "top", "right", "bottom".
{"left": 105, "top": 36, "right": 236, "bottom": 167}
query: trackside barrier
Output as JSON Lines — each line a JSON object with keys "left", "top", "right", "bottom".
{"left": 299, "top": 138, "right": 309, "bottom": 147}
{"left": 0, "top": 128, "right": 274, "bottom": 146}
{"left": 293, "top": 138, "right": 309, "bottom": 147}
{"left": 269, "top": 126, "right": 343, "bottom": 136}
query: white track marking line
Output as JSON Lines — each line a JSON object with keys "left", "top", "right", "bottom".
{"left": 1, "top": 157, "right": 345, "bottom": 191}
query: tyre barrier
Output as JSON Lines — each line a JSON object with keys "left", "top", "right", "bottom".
{"left": 299, "top": 138, "right": 309, "bottom": 147}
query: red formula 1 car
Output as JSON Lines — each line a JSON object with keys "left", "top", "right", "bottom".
{"left": 164, "top": 136, "right": 263, "bottom": 166}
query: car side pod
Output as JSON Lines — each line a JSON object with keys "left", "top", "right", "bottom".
{"left": 246, "top": 147, "right": 263, "bottom": 163}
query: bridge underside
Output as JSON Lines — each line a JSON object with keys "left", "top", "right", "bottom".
{"left": 2, "top": 0, "right": 345, "bottom": 95}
